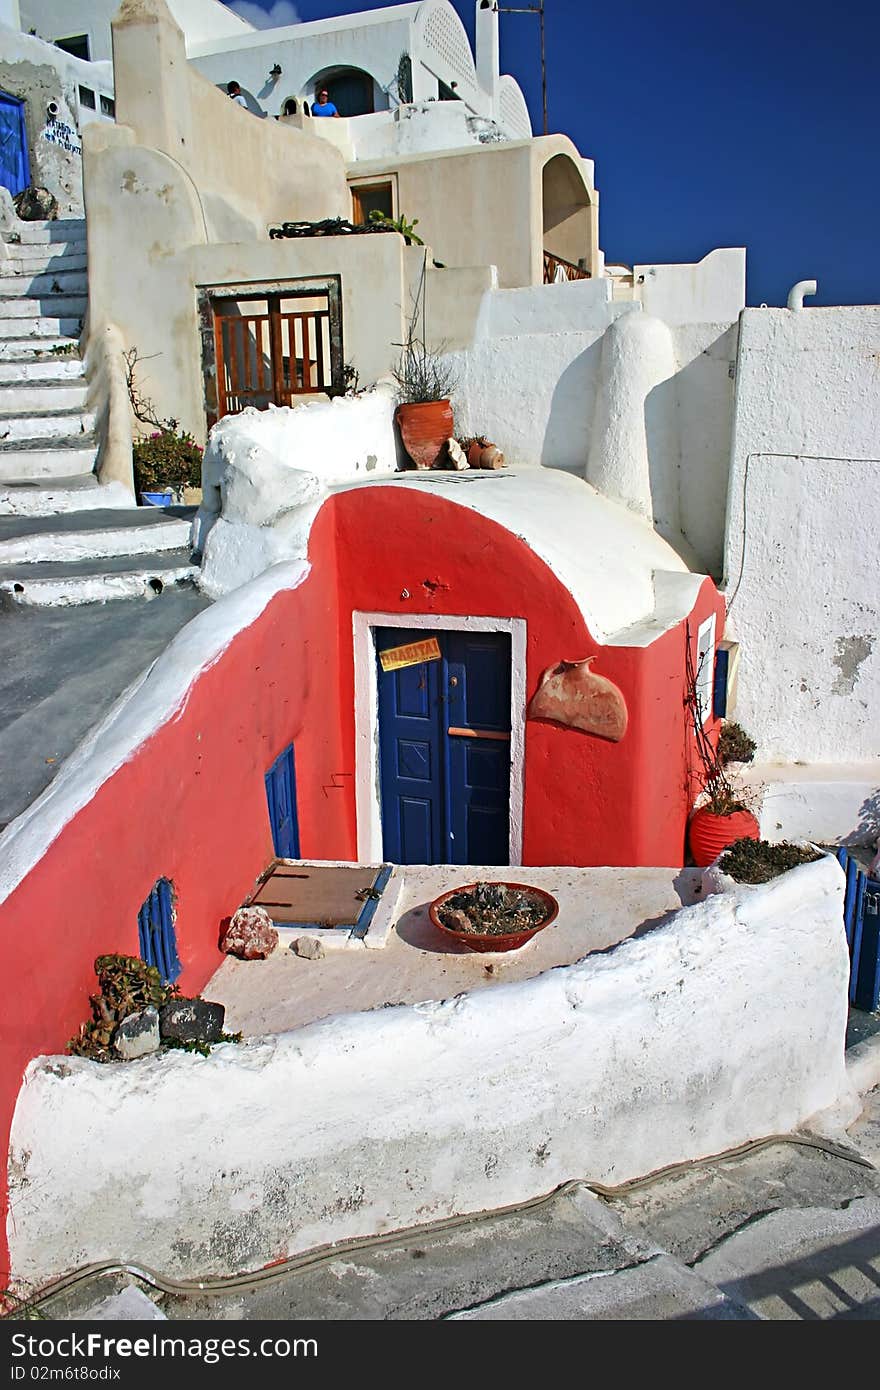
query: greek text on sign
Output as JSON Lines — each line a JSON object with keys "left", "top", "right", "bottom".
{"left": 379, "top": 637, "right": 442, "bottom": 672}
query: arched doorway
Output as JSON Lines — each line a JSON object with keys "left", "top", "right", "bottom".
{"left": 541, "top": 153, "right": 593, "bottom": 282}
{"left": 305, "top": 66, "right": 381, "bottom": 117}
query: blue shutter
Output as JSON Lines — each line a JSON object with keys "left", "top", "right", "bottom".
{"left": 138, "top": 877, "right": 181, "bottom": 984}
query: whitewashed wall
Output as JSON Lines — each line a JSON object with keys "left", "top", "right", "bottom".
{"left": 724, "top": 306, "right": 880, "bottom": 764}
{"left": 446, "top": 260, "right": 739, "bottom": 576}
{"left": 7, "top": 857, "right": 854, "bottom": 1285}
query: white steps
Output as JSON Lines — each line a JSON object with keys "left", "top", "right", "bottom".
{"left": 0, "top": 444, "right": 98, "bottom": 483}
{"left": 0, "top": 381, "right": 88, "bottom": 411}
{"left": 0, "top": 510, "right": 192, "bottom": 564}
{"left": 12, "top": 219, "right": 86, "bottom": 245}
{"left": 0, "top": 476, "right": 131, "bottom": 516}
{"left": 0, "top": 295, "right": 87, "bottom": 319}
{"left": 0, "top": 217, "right": 199, "bottom": 602}
{"left": 0, "top": 409, "right": 95, "bottom": 441}
{"left": 0, "top": 316, "right": 82, "bottom": 339}
{"left": 0, "top": 357, "right": 86, "bottom": 382}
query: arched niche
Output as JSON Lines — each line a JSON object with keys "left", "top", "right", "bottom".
{"left": 541, "top": 152, "right": 594, "bottom": 277}
{"left": 303, "top": 66, "right": 386, "bottom": 117}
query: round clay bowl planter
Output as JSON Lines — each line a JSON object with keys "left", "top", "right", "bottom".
{"left": 688, "top": 806, "right": 760, "bottom": 868}
{"left": 395, "top": 399, "right": 454, "bottom": 470}
{"left": 428, "top": 881, "right": 560, "bottom": 953}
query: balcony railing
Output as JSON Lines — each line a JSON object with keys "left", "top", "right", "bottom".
{"left": 543, "top": 250, "right": 590, "bottom": 284}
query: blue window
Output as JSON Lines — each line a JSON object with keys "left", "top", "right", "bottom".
{"left": 265, "top": 744, "right": 300, "bottom": 860}
{"left": 138, "top": 877, "right": 181, "bottom": 984}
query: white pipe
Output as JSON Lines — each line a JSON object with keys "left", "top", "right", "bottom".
{"left": 787, "top": 279, "right": 817, "bottom": 310}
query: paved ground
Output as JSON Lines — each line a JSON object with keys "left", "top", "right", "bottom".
{"left": 27, "top": 1080, "right": 880, "bottom": 1322}
{"left": 208, "top": 865, "right": 705, "bottom": 1036}
{"left": 0, "top": 587, "right": 211, "bottom": 826}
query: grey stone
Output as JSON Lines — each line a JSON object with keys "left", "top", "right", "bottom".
{"left": 159, "top": 997, "right": 225, "bottom": 1043}
{"left": 114, "top": 1006, "right": 160, "bottom": 1060}
{"left": 76, "top": 1285, "right": 167, "bottom": 1321}
{"left": 14, "top": 186, "right": 58, "bottom": 221}
{"left": 293, "top": 936, "right": 325, "bottom": 960}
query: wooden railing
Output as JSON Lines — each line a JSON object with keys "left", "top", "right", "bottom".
{"left": 543, "top": 250, "right": 590, "bottom": 284}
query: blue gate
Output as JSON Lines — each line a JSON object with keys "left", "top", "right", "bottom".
{"left": 376, "top": 628, "right": 511, "bottom": 865}
{"left": 138, "top": 877, "right": 181, "bottom": 984}
{"left": 0, "top": 91, "right": 30, "bottom": 198}
{"left": 265, "top": 744, "right": 300, "bottom": 859}
{"left": 837, "top": 848, "right": 880, "bottom": 1012}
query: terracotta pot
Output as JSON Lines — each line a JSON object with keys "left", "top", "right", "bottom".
{"left": 688, "top": 806, "right": 760, "bottom": 867}
{"left": 428, "top": 881, "right": 559, "bottom": 954}
{"left": 395, "top": 399, "right": 454, "bottom": 470}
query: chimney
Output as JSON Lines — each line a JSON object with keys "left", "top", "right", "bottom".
{"left": 475, "top": 0, "right": 500, "bottom": 109}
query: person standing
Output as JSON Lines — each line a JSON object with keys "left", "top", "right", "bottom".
{"left": 311, "top": 87, "right": 340, "bottom": 118}
{"left": 226, "top": 80, "right": 248, "bottom": 108}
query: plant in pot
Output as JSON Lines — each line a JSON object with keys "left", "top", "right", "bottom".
{"left": 125, "top": 347, "right": 204, "bottom": 505}
{"left": 685, "top": 628, "right": 760, "bottom": 867}
{"left": 428, "top": 880, "right": 560, "bottom": 954}
{"left": 392, "top": 253, "right": 459, "bottom": 470}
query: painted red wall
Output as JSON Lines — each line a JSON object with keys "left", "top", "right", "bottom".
{"left": 328, "top": 487, "right": 724, "bottom": 868}
{"left": 0, "top": 487, "right": 723, "bottom": 1281}
{"left": 0, "top": 510, "right": 349, "bottom": 1281}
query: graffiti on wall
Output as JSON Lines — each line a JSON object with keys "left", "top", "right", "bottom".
{"left": 41, "top": 118, "right": 81, "bottom": 156}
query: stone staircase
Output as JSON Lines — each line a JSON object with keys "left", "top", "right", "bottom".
{"left": 0, "top": 217, "right": 199, "bottom": 605}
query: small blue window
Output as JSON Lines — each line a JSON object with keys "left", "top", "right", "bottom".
{"left": 138, "top": 877, "right": 181, "bottom": 984}
{"left": 265, "top": 744, "right": 300, "bottom": 860}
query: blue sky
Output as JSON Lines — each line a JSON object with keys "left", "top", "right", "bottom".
{"left": 228, "top": 0, "right": 877, "bottom": 307}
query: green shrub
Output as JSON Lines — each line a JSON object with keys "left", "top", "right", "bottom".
{"left": 133, "top": 425, "right": 203, "bottom": 494}
{"left": 718, "top": 837, "right": 823, "bottom": 884}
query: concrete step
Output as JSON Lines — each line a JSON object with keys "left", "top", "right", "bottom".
{"left": 0, "top": 475, "right": 132, "bottom": 516}
{"left": 0, "top": 357, "right": 84, "bottom": 383}
{"left": 0, "top": 506, "right": 194, "bottom": 563}
{"left": 3, "top": 246, "right": 87, "bottom": 270}
{"left": 13, "top": 220, "right": 86, "bottom": 245}
{"left": 0, "top": 409, "right": 95, "bottom": 442}
{"left": 0, "top": 442, "right": 98, "bottom": 482}
{"left": 0, "top": 381, "right": 88, "bottom": 411}
{"left": 0, "top": 295, "right": 88, "bottom": 319}
{"left": 0, "top": 547, "right": 198, "bottom": 607}
{"left": 0, "top": 318, "right": 81, "bottom": 340}
{"left": 0, "top": 268, "right": 88, "bottom": 297}
{"left": 0, "top": 337, "right": 79, "bottom": 361}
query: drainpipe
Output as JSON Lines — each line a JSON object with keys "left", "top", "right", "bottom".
{"left": 787, "top": 279, "right": 817, "bottom": 310}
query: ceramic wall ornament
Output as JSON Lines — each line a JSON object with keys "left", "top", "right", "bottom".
{"left": 528, "top": 657, "right": 628, "bottom": 742}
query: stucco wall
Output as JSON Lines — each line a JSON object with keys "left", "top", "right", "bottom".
{"left": 7, "top": 856, "right": 852, "bottom": 1285}
{"left": 20, "top": 0, "right": 253, "bottom": 64}
{"left": 724, "top": 306, "right": 880, "bottom": 763}
{"left": 0, "top": 29, "right": 114, "bottom": 214}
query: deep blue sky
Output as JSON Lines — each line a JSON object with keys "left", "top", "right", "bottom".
{"left": 229, "top": 0, "right": 877, "bottom": 307}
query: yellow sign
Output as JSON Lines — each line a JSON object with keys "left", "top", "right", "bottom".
{"left": 379, "top": 636, "right": 442, "bottom": 672}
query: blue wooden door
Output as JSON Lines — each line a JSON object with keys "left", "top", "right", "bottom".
{"left": 138, "top": 877, "right": 182, "bottom": 984}
{"left": 376, "top": 628, "right": 511, "bottom": 865}
{"left": 0, "top": 92, "right": 30, "bottom": 197}
{"left": 265, "top": 744, "right": 300, "bottom": 859}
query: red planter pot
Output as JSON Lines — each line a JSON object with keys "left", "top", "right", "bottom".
{"left": 428, "top": 882, "right": 559, "bottom": 953}
{"left": 688, "top": 807, "right": 760, "bottom": 867}
{"left": 395, "top": 399, "right": 454, "bottom": 470}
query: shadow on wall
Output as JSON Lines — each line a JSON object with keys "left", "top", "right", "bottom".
{"left": 670, "top": 327, "right": 738, "bottom": 581}
{"left": 541, "top": 339, "right": 603, "bottom": 472}
{"left": 855, "top": 790, "right": 880, "bottom": 850}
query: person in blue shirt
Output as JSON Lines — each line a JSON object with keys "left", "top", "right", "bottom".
{"left": 311, "top": 87, "right": 340, "bottom": 118}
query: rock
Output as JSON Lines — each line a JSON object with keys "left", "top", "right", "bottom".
{"left": 292, "top": 936, "right": 325, "bottom": 960}
{"left": 159, "top": 997, "right": 225, "bottom": 1044}
{"left": 221, "top": 904, "right": 278, "bottom": 959}
{"left": 14, "top": 186, "right": 58, "bottom": 222}
{"left": 447, "top": 437, "right": 468, "bottom": 471}
{"left": 114, "top": 1006, "right": 160, "bottom": 1060}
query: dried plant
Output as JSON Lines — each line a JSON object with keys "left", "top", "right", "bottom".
{"left": 392, "top": 252, "right": 459, "bottom": 405}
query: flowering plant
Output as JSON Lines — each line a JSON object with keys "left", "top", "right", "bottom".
{"left": 132, "top": 424, "right": 203, "bottom": 494}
